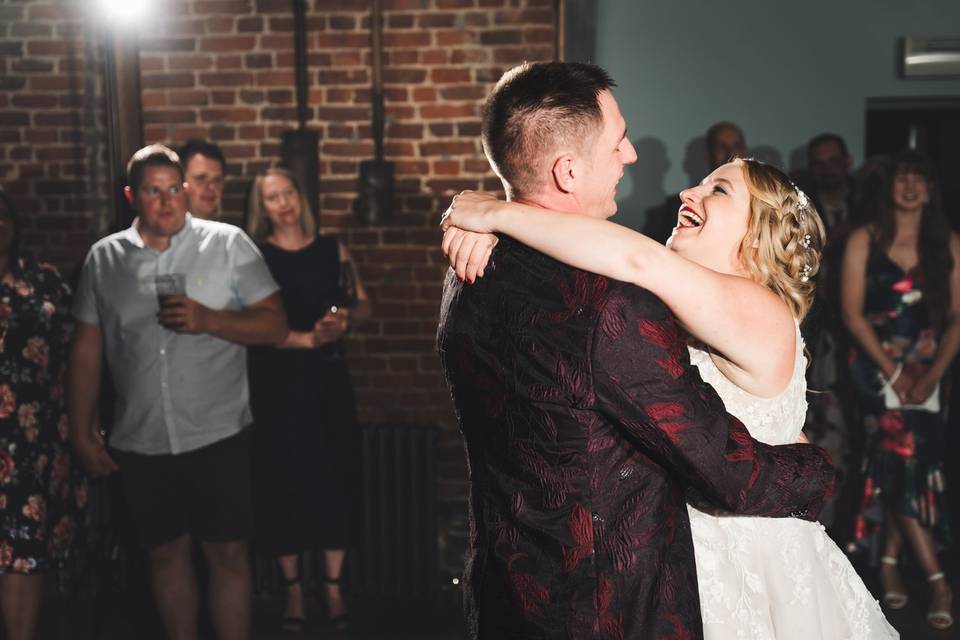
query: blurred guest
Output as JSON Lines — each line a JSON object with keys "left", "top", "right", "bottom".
{"left": 68, "top": 145, "right": 286, "bottom": 640}
{"left": 800, "top": 133, "right": 858, "bottom": 536}
{"left": 0, "top": 189, "right": 85, "bottom": 640}
{"left": 244, "top": 168, "right": 369, "bottom": 635}
{"left": 643, "top": 121, "right": 748, "bottom": 244}
{"left": 841, "top": 151, "right": 956, "bottom": 630}
{"left": 806, "top": 133, "right": 856, "bottom": 233}
{"left": 179, "top": 140, "right": 226, "bottom": 220}
{"left": 705, "top": 120, "right": 747, "bottom": 171}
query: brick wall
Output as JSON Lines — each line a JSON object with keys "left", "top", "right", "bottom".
{"left": 1, "top": 0, "right": 557, "bottom": 577}
{"left": 0, "top": 0, "right": 110, "bottom": 268}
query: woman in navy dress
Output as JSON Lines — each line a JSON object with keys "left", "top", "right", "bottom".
{"left": 245, "top": 168, "right": 369, "bottom": 633}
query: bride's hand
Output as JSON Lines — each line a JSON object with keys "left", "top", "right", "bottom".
{"left": 440, "top": 190, "right": 503, "bottom": 234}
{"left": 442, "top": 227, "right": 497, "bottom": 283}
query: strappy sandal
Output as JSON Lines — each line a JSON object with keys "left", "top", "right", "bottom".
{"left": 279, "top": 573, "right": 306, "bottom": 634}
{"left": 322, "top": 574, "right": 351, "bottom": 635}
{"left": 880, "top": 556, "right": 909, "bottom": 610}
{"left": 927, "top": 572, "right": 954, "bottom": 630}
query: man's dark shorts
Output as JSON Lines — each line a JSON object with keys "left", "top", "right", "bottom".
{"left": 112, "top": 429, "right": 254, "bottom": 550}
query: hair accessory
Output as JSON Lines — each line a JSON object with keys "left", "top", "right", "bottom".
{"left": 801, "top": 233, "right": 812, "bottom": 249}
{"left": 799, "top": 264, "right": 813, "bottom": 283}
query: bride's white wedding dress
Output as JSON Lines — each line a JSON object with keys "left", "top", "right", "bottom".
{"left": 687, "top": 323, "right": 898, "bottom": 639}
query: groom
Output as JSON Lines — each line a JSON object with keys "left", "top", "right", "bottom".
{"left": 437, "top": 62, "right": 836, "bottom": 639}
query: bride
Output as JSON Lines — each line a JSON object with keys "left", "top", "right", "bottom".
{"left": 441, "top": 157, "right": 898, "bottom": 639}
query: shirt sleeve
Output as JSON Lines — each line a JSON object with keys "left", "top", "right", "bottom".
{"left": 591, "top": 285, "right": 835, "bottom": 520}
{"left": 71, "top": 249, "right": 100, "bottom": 325}
{"left": 229, "top": 229, "right": 279, "bottom": 306}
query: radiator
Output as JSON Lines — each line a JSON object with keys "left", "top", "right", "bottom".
{"left": 350, "top": 424, "right": 440, "bottom": 598}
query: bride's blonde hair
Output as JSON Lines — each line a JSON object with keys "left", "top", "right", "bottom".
{"left": 736, "top": 158, "right": 826, "bottom": 321}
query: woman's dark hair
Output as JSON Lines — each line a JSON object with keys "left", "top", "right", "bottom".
{"left": 0, "top": 188, "right": 21, "bottom": 277}
{"left": 873, "top": 151, "right": 953, "bottom": 330}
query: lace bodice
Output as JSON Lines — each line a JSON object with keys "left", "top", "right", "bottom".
{"left": 687, "top": 322, "right": 807, "bottom": 446}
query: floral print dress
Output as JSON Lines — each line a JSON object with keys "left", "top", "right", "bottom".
{"left": 849, "top": 242, "right": 950, "bottom": 544}
{"left": 0, "top": 259, "right": 85, "bottom": 575}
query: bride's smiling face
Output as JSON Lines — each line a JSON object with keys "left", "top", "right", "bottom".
{"left": 667, "top": 161, "right": 752, "bottom": 276}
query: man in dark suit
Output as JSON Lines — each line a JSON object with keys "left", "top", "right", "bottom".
{"left": 437, "top": 62, "right": 835, "bottom": 639}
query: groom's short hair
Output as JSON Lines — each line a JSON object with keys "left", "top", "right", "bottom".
{"left": 481, "top": 61, "right": 616, "bottom": 199}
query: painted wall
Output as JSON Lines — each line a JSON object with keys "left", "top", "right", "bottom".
{"left": 574, "top": 1, "right": 960, "bottom": 230}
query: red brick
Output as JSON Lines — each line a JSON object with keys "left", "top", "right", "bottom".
{"left": 12, "top": 94, "right": 59, "bottom": 109}
{"left": 436, "top": 30, "right": 476, "bottom": 46}
{"left": 25, "top": 40, "right": 68, "bottom": 56}
{"left": 194, "top": 0, "right": 251, "bottom": 13}
{"left": 238, "top": 16, "right": 264, "bottom": 32}
{"left": 208, "top": 16, "right": 238, "bottom": 33}
{"left": 144, "top": 110, "right": 197, "bottom": 124}
{"left": 198, "top": 71, "right": 252, "bottom": 86}
{"left": 0, "top": 77, "right": 27, "bottom": 91}
{"left": 255, "top": 70, "right": 295, "bottom": 86}
{"left": 315, "top": 32, "right": 368, "bottom": 48}
{"left": 525, "top": 27, "right": 554, "bottom": 43}
{"left": 168, "top": 55, "right": 215, "bottom": 71}
{"left": 169, "top": 90, "right": 210, "bottom": 106}
{"left": 330, "top": 15, "right": 357, "bottom": 29}
{"left": 142, "top": 73, "right": 196, "bottom": 89}
{"left": 200, "top": 107, "right": 257, "bottom": 122}
{"left": 210, "top": 125, "right": 237, "bottom": 140}
{"left": 450, "top": 48, "right": 489, "bottom": 64}
{"left": 419, "top": 141, "right": 477, "bottom": 157}
{"left": 383, "top": 31, "right": 431, "bottom": 47}
{"left": 428, "top": 123, "right": 454, "bottom": 137}
{"left": 439, "top": 85, "right": 486, "bottom": 100}
{"left": 12, "top": 23, "right": 51, "bottom": 37}
{"left": 201, "top": 36, "right": 256, "bottom": 52}
{"left": 420, "top": 103, "right": 477, "bottom": 119}
{"left": 211, "top": 90, "right": 237, "bottom": 104}
{"left": 29, "top": 76, "right": 76, "bottom": 92}
{"left": 27, "top": 4, "right": 64, "bottom": 20}
{"left": 431, "top": 68, "right": 471, "bottom": 83}
{"left": 140, "top": 37, "right": 196, "bottom": 52}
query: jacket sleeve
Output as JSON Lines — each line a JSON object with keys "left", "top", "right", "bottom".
{"left": 591, "top": 285, "right": 835, "bottom": 520}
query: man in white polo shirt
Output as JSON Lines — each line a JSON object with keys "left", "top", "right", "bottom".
{"left": 68, "top": 144, "right": 287, "bottom": 640}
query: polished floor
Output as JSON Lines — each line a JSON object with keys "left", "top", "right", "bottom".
{"left": 30, "top": 572, "right": 958, "bottom": 639}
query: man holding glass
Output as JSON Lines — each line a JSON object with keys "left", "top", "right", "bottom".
{"left": 68, "top": 144, "right": 286, "bottom": 640}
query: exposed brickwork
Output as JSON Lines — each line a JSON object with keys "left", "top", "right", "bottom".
{"left": 2, "top": 0, "right": 557, "bottom": 577}
{"left": 0, "top": 0, "right": 110, "bottom": 268}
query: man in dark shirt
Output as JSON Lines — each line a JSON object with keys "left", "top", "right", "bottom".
{"left": 438, "top": 62, "right": 835, "bottom": 639}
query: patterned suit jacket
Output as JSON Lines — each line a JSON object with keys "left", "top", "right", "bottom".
{"left": 437, "top": 238, "right": 835, "bottom": 640}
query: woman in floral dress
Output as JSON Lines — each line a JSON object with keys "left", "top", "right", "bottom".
{"left": 842, "top": 151, "right": 956, "bottom": 630}
{"left": 0, "top": 189, "right": 85, "bottom": 639}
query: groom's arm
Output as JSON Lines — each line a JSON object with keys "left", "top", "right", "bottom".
{"left": 591, "top": 286, "right": 835, "bottom": 520}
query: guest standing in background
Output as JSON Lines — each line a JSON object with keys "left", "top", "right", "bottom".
{"left": 245, "top": 168, "right": 369, "bottom": 635}
{"left": 178, "top": 140, "right": 226, "bottom": 221}
{"left": 842, "top": 151, "right": 956, "bottom": 631}
{"left": 0, "top": 188, "right": 85, "bottom": 640}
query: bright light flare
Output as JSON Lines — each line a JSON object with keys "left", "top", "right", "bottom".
{"left": 97, "top": 0, "right": 151, "bottom": 26}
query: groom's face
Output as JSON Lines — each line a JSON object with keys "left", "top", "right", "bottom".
{"left": 578, "top": 91, "right": 637, "bottom": 219}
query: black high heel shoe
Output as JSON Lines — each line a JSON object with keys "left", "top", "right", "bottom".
{"left": 279, "top": 573, "right": 307, "bottom": 634}
{"left": 322, "top": 574, "right": 351, "bottom": 635}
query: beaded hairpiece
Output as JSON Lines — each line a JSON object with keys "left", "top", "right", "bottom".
{"left": 793, "top": 184, "right": 814, "bottom": 282}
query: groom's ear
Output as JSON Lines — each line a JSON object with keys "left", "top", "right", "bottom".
{"left": 551, "top": 153, "right": 577, "bottom": 194}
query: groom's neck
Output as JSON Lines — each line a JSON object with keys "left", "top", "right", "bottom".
{"left": 512, "top": 192, "right": 587, "bottom": 217}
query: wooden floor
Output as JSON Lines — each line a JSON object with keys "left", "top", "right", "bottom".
{"left": 30, "top": 573, "right": 957, "bottom": 639}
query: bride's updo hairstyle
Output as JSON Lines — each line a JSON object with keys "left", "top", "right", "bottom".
{"left": 736, "top": 158, "right": 826, "bottom": 322}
